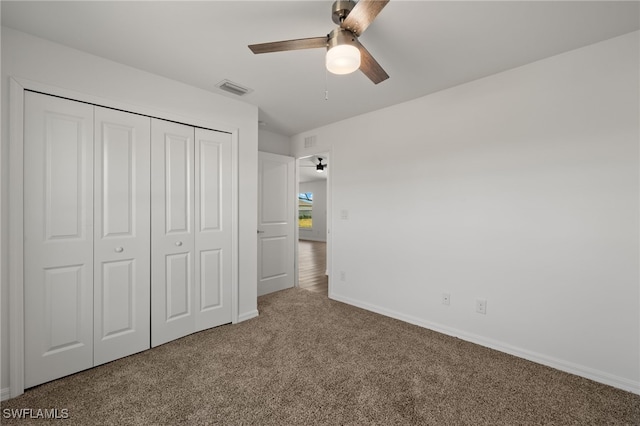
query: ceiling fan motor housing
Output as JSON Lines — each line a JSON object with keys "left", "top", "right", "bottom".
{"left": 332, "top": 0, "right": 356, "bottom": 24}
{"left": 327, "top": 27, "right": 359, "bottom": 51}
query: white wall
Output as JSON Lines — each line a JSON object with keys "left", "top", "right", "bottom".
{"left": 258, "top": 128, "right": 291, "bottom": 156}
{"left": 292, "top": 32, "right": 640, "bottom": 393}
{"left": 299, "top": 180, "right": 327, "bottom": 242}
{"left": 1, "top": 27, "right": 259, "bottom": 393}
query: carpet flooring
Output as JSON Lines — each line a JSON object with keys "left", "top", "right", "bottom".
{"left": 2, "top": 288, "right": 639, "bottom": 425}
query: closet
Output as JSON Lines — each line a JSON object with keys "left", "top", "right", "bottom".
{"left": 23, "top": 91, "right": 233, "bottom": 388}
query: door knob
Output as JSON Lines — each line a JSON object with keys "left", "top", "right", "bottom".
{"left": 114, "top": 247, "right": 124, "bottom": 253}
{"left": 257, "top": 230, "right": 265, "bottom": 234}
{"left": 175, "top": 241, "right": 183, "bottom": 246}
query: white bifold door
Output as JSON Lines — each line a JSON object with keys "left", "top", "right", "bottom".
{"left": 151, "top": 119, "right": 233, "bottom": 347}
{"left": 93, "top": 107, "right": 151, "bottom": 366}
{"left": 23, "top": 92, "right": 233, "bottom": 388}
{"left": 24, "top": 93, "right": 151, "bottom": 387}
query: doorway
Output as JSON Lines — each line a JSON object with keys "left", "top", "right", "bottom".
{"left": 297, "top": 154, "right": 329, "bottom": 296}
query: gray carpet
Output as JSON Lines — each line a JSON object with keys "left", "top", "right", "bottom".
{"left": 2, "top": 288, "right": 639, "bottom": 425}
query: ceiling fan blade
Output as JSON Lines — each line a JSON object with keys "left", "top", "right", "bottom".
{"left": 358, "top": 43, "right": 389, "bottom": 84}
{"left": 341, "top": 0, "right": 390, "bottom": 36}
{"left": 249, "top": 37, "right": 328, "bottom": 54}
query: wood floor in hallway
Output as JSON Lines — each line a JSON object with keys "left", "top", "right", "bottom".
{"left": 298, "top": 240, "right": 328, "bottom": 295}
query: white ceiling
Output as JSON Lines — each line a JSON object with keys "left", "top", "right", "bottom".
{"left": 2, "top": 1, "right": 638, "bottom": 137}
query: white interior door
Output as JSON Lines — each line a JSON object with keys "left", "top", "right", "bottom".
{"left": 257, "top": 152, "right": 295, "bottom": 296}
{"left": 24, "top": 92, "right": 95, "bottom": 388}
{"left": 93, "top": 107, "right": 151, "bottom": 365}
{"left": 151, "top": 119, "right": 196, "bottom": 347}
{"left": 194, "top": 128, "right": 233, "bottom": 331}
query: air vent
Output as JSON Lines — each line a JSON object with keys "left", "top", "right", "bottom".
{"left": 304, "top": 135, "right": 317, "bottom": 149}
{"left": 216, "top": 80, "right": 253, "bottom": 96}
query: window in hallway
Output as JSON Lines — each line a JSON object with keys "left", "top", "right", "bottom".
{"left": 298, "top": 192, "right": 313, "bottom": 229}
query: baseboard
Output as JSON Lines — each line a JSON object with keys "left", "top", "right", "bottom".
{"left": 237, "top": 309, "right": 259, "bottom": 323}
{"left": 1, "top": 387, "right": 10, "bottom": 401}
{"left": 330, "top": 293, "right": 640, "bottom": 395}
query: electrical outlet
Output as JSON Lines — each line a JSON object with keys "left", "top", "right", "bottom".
{"left": 340, "top": 271, "right": 346, "bottom": 282}
{"left": 340, "top": 209, "right": 349, "bottom": 220}
{"left": 442, "top": 293, "right": 450, "bottom": 306}
{"left": 476, "top": 299, "right": 487, "bottom": 315}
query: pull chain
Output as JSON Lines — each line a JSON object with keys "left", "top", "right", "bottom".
{"left": 325, "top": 67, "right": 329, "bottom": 101}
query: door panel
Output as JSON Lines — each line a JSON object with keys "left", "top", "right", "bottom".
{"left": 257, "top": 152, "right": 295, "bottom": 296}
{"left": 199, "top": 141, "right": 222, "bottom": 231}
{"left": 44, "top": 265, "right": 85, "bottom": 353}
{"left": 260, "top": 237, "right": 288, "bottom": 279}
{"left": 200, "top": 249, "right": 222, "bottom": 309}
{"left": 24, "top": 92, "right": 94, "bottom": 388}
{"left": 99, "top": 259, "right": 134, "bottom": 338}
{"left": 166, "top": 252, "right": 192, "bottom": 319}
{"left": 194, "top": 128, "right": 232, "bottom": 331}
{"left": 151, "top": 119, "right": 196, "bottom": 346}
{"left": 166, "top": 134, "right": 192, "bottom": 234}
{"left": 100, "top": 122, "right": 133, "bottom": 237}
{"left": 93, "top": 107, "right": 151, "bottom": 366}
{"left": 44, "top": 115, "right": 85, "bottom": 240}
{"left": 260, "top": 160, "right": 289, "bottom": 223}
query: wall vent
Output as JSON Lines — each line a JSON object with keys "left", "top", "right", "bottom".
{"left": 304, "top": 135, "right": 317, "bottom": 149}
{"left": 216, "top": 79, "right": 253, "bottom": 96}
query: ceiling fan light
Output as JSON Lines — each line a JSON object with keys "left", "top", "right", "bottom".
{"left": 326, "top": 44, "right": 360, "bottom": 75}
{"left": 316, "top": 164, "right": 325, "bottom": 172}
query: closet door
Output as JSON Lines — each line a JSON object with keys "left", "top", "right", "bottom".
{"left": 194, "top": 128, "right": 233, "bottom": 331}
{"left": 24, "top": 92, "right": 95, "bottom": 388}
{"left": 93, "top": 107, "right": 151, "bottom": 365}
{"left": 151, "top": 119, "right": 196, "bottom": 347}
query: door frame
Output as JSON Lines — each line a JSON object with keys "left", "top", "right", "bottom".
{"left": 294, "top": 149, "right": 333, "bottom": 295}
{"left": 8, "top": 77, "right": 240, "bottom": 398}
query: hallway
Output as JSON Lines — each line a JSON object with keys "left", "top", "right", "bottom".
{"left": 298, "top": 240, "right": 328, "bottom": 295}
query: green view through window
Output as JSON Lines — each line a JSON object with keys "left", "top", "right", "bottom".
{"left": 299, "top": 192, "right": 313, "bottom": 229}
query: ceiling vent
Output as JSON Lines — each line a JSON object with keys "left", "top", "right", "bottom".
{"left": 216, "top": 80, "right": 253, "bottom": 96}
{"left": 304, "top": 135, "right": 317, "bottom": 149}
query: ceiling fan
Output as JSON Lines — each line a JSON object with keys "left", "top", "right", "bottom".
{"left": 301, "top": 157, "right": 328, "bottom": 173}
{"left": 248, "top": 0, "right": 390, "bottom": 84}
